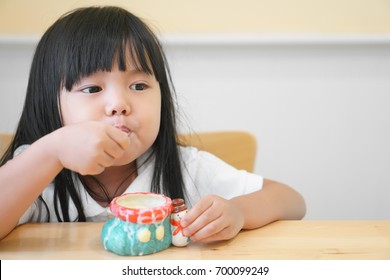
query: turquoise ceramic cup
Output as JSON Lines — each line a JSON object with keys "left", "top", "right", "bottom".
{"left": 101, "top": 192, "right": 172, "bottom": 256}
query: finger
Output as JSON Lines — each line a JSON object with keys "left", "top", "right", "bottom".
{"left": 182, "top": 204, "right": 221, "bottom": 237}
{"left": 101, "top": 135, "right": 126, "bottom": 159}
{"left": 181, "top": 196, "right": 215, "bottom": 227}
{"left": 88, "top": 150, "right": 119, "bottom": 174}
{"left": 97, "top": 151, "right": 117, "bottom": 167}
{"left": 189, "top": 218, "right": 228, "bottom": 242}
{"left": 81, "top": 150, "right": 115, "bottom": 174}
{"left": 192, "top": 226, "right": 234, "bottom": 243}
{"left": 105, "top": 125, "right": 131, "bottom": 150}
{"left": 78, "top": 163, "right": 105, "bottom": 176}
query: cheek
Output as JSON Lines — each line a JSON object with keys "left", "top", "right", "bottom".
{"left": 150, "top": 104, "right": 161, "bottom": 135}
{"left": 60, "top": 102, "right": 87, "bottom": 125}
{"left": 60, "top": 96, "right": 98, "bottom": 125}
{"left": 59, "top": 96, "right": 72, "bottom": 125}
{"left": 143, "top": 94, "right": 161, "bottom": 137}
{"left": 141, "top": 105, "right": 161, "bottom": 149}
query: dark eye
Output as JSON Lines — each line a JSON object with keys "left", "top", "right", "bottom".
{"left": 81, "top": 86, "right": 102, "bottom": 94}
{"left": 130, "top": 83, "right": 147, "bottom": 91}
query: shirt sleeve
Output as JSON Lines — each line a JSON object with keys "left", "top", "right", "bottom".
{"left": 18, "top": 197, "right": 50, "bottom": 224}
{"left": 180, "top": 146, "right": 263, "bottom": 207}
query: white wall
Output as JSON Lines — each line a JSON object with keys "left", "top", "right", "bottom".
{"left": 1, "top": 35, "right": 390, "bottom": 220}
{"left": 0, "top": 39, "right": 34, "bottom": 132}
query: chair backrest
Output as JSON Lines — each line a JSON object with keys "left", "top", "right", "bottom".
{"left": 178, "top": 131, "right": 257, "bottom": 172}
{"left": 0, "top": 133, "right": 14, "bottom": 158}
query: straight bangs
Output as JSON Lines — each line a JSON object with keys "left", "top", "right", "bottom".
{"left": 57, "top": 7, "right": 159, "bottom": 91}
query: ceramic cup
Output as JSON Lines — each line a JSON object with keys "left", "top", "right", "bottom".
{"left": 101, "top": 192, "right": 173, "bottom": 256}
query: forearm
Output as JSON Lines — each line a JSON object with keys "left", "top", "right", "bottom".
{"left": 0, "top": 134, "right": 63, "bottom": 239}
{"left": 230, "top": 179, "right": 306, "bottom": 229}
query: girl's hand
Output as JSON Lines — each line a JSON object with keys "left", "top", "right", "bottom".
{"left": 181, "top": 195, "right": 245, "bottom": 242}
{"left": 51, "top": 121, "right": 130, "bottom": 175}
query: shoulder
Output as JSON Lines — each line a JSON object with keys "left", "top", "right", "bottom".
{"left": 178, "top": 145, "right": 263, "bottom": 202}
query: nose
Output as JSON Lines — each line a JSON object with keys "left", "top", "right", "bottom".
{"left": 105, "top": 91, "right": 131, "bottom": 116}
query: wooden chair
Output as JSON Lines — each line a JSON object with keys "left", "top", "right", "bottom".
{"left": 178, "top": 131, "right": 257, "bottom": 172}
{"left": 0, "top": 133, "right": 14, "bottom": 158}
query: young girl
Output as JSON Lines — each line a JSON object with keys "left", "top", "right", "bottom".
{"left": 0, "top": 6, "right": 305, "bottom": 242}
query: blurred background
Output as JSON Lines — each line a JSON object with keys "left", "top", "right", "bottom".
{"left": 1, "top": 0, "right": 390, "bottom": 220}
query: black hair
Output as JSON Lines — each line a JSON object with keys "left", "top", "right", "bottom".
{"left": 0, "top": 6, "right": 185, "bottom": 221}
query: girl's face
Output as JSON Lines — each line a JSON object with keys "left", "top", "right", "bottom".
{"left": 60, "top": 61, "right": 161, "bottom": 166}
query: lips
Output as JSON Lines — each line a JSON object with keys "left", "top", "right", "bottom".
{"left": 115, "top": 125, "right": 132, "bottom": 136}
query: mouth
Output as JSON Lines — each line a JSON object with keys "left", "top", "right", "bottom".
{"left": 115, "top": 125, "right": 132, "bottom": 136}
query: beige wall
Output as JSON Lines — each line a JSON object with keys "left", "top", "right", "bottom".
{"left": 1, "top": 0, "right": 390, "bottom": 35}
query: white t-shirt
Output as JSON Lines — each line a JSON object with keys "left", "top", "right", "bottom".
{"left": 18, "top": 146, "right": 263, "bottom": 224}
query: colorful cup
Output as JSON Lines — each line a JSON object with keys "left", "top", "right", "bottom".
{"left": 101, "top": 192, "right": 173, "bottom": 256}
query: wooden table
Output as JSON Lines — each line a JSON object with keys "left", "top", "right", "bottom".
{"left": 1, "top": 220, "right": 389, "bottom": 259}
